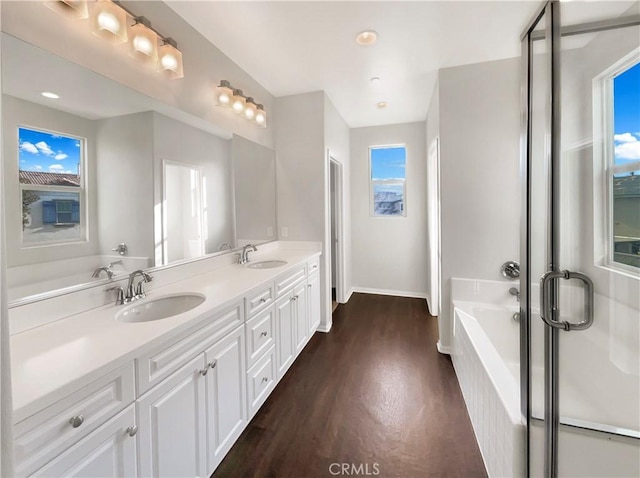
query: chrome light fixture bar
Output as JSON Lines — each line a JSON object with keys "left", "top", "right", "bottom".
{"left": 44, "top": 0, "right": 184, "bottom": 79}
{"left": 215, "top": 80, "right": 267, "bottom": 128}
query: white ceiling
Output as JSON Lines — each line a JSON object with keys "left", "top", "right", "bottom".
{"left": 166, "top": 0, "right": 638, "bottom": 128}
{"left": 166, "top": 1, "right": 545, "bottom": 128}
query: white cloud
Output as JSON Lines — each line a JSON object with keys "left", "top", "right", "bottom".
{"left": 75, "top": 141, "right": 80, "bottom": 148}
{"left": 614, "top": 133, "right": 638, "bottom": 143}
{"left": 29, "top": 165, "right": 43, "bottom": 171}
{"left": 54, "top": 153, "right": 68, "bottom": 160}
{"left": 35, "top": 141, "right": 55, "bottom": 156}
{"left": 616, "top": 141, "right": 640, "bottom": 161}
{"left": 19, "top": 141, "right": 39, "bottom": 154}
{"left": 49, "top": 164, "right": 64, "bottom": 171}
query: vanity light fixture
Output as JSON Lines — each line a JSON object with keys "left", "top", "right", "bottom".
{"left": 158, "top": 38, "right": 184, "bottom": 79}
{"left": 41, "top": 91, "right": 60, "bottom": 99}
{"left": 129, "top": 17, "right": 158, "bottom": 65}
{"left": 215, "top": 80, "right": 234, "bottom": 106}
{"left": 214, "top": 81, "right": 268, "bottom": 128}
{"left": 356, "top": 30, "right": 378, "bottom": 46}
{"left": 45, "top": 0, "right": 184, "bottom": 79}
{"left": 231, "top": 89, "right": 246, "bottom": 114}
{"left": 45, "top": 0, "right": 88, "bottom": 19}
{"left": 255, "top": 104, "right": 267, "bottom": 128}
{"left": 91, "top": 0, "right": 128, "bottom": 44}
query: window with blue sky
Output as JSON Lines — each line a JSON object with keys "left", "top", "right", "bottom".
{"left": 18, "top": 127, "right": 82, "bottom": 180}
{"left": 370, "top": 146, "right": 406, "bottom": 217}
{"left": 611, "top": 61, "right": 640, "bottom": 269}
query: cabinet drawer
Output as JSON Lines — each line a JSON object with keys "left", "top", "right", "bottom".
{"left": 246, "top": 345, "right": 276, "bottom": 419}
{"left": 275, "top": 265, "right": 306, "bottom": 297}
{"left": 137, "top": 302, "right": 243, "bottom": 395}
{"left": 14, "top": 362, "right": 135, "bottom": 477}
{"left": 307, "top": 256, "right": 320, "bottom": 275}
{"left": 245, "top": 308, "right": 275, "bottom": 368}
{"left": 245, "top": 283, "right": 274, "bottom": 318}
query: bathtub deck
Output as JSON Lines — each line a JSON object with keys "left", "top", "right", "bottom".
{"left": 213, "top": 293, "right": 487, "bottom": 478}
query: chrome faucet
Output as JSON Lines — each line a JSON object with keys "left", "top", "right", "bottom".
{"left": 92, "top": 260, "right": 122, "bottom": 280}
{"left": 509, "top": 287, "right": 520, "bottom": 302}
{"left": 125, "top": 270, "right": 153, "bottom": 303}
{"left": 238, "top": 244, "right": 257, "bottom": 264}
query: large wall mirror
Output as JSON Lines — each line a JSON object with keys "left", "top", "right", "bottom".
{"left": 1, "top": 33, "right": 277, "bottom": 304}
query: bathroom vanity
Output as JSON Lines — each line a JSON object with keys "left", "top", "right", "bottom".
{"left": 10, "top": 247, "right": 322, "bottom": 477}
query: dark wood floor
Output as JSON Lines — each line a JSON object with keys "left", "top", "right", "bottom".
{"left": 213, "top": 293, "right": 487, "bottom": 478}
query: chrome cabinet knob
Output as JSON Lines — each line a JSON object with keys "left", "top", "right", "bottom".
{"left": 208, "top": 361, "right": 217, "bottom": 369}
{"left": 260, "top": 298, "right": 267, "bottom": 303}
{"left": 126, "top": 425, "right": 138, "bottom": 437}
{"left": 69, "top": 415, "right": 85, "bottom": 428}
{"left": 260, "top": 331, "right": 268, "bottom": 337}
{"left": 262, "top": 377, "right": 268, "bottom": 383}
{"left": 199, "top": 367, "right": 209, "bottom": 376}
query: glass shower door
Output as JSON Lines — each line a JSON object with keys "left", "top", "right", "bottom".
{"left": 523, "top": 1, "right": 640, "bottom": 476}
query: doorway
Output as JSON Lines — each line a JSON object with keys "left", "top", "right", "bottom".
{"left": 329, "top": 156, "right": 345, "bottom": 312}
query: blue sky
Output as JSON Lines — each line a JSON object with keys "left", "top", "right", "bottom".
{"left": 613, "top": 62, "right": 640, "bottom": 167}
{"left": 371, "top": 146, "right": 406, "bottom": 180}
{"left": 18, "top": 128, "right": 81, "bottom": 175}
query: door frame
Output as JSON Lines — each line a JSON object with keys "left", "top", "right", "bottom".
{"left": 325, "top": 151, "right": 346, "bottom": 307}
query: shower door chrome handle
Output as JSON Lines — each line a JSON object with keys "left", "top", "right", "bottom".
{"left": 540, "top": 270, "right": 594, "bottom": 331}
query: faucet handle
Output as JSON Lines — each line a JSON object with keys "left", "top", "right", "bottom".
{"left": 106, "top": 286, "right": 125, "bottom": 305}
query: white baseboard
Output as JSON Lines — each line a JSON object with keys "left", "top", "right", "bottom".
{"left": 317, "top": 322, "right": 332, "bottom": 333}
{"left": 351, "top": 287, "right": 428, "bottom": 299}
{"left": 437, "top": 341, "right": 453, "bottom": 355}
{"left": 345, "top": 288, "right": 355, "bottom": 302}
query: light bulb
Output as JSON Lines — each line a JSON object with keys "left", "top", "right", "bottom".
{"left": 91, "top": 0, "right": 127, "bottom": 44}
{"left": 231, "top": 89, "right": 246, "bottom": 114}
{"left": 129, "top": 20, "right": 158, "bottom": 66}
{"left": 255, "top": 105, "right": 267, "bottom": 128}
{"left": 158, "top": 40, "right": 184, "bottom": 79}
{"left": 216, "top": 81, "right": 233, "bottom": 106}
{"left": 244, "top": 98, "right": 257, "bottom": 120}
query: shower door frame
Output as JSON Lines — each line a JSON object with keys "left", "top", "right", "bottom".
{"left": 519, "top": 2, "right": 640, "bottom": 477}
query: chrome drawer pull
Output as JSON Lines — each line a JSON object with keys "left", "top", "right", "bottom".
{"left": 126, "top": 425, "right": 138, "bottom": 437}
{"left": 260, "top": 331, "right": 268, "bottom": 337}
{"left": 262, "top": 377, "right": 268, "bottom": 383}
{"left": 208, "top": 361, "right": 217, "bottom": 369}
{"left": 199, "top": 366, "right": 209, "bottom": 376}
{"left": 69, "top": 415, "right": 85, "bottom": 428}
{"left": 260, "top": 298, "right": 268, "bottom": 303}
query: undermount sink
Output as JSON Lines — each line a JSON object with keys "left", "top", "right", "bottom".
{"left": 116, "top": 293, "right": 205, "bottom": 323}
{"left": 247, "top": 260, "right": 288, "bottom": 270}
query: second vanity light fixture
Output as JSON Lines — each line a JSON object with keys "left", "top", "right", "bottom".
{"left": 45, "top": 0, "right": 184, "bottom": 79}
{"left": 215, "top": 80, "right": 267, "bottom": 128}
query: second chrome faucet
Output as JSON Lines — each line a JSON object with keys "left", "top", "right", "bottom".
{"left": 108, "top": 269, "right": 153, "bottom": 305}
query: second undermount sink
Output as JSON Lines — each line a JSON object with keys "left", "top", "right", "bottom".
{"left": 116, "top": 293, "right": 205, "bottom": 323}
{"left": 247, "top": 260, "right": 288, "bottom": 270}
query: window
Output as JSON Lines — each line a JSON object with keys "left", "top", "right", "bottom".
{"left": 610, "top": 62, "right": 640, "bottom": 270}
{"left": 370, "top": 145, "right": 406, "bottom": 217}
{"left": 18, "top": 127, "right": 85, "bottom": 245}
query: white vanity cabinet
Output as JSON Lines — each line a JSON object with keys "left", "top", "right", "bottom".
{"left": 307, "top": 261, "right": 321, "bottom": 334}
{"left": 30, "top": 405, "right": 138, "bottom": 478}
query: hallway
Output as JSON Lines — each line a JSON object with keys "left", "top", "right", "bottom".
{"left": 213, "top": 293, "right": 487, "bottom": 477}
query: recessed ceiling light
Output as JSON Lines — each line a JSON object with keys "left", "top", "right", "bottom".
{"left": 376, "top": 101, "right": 388, "bottom": 109}
{"left": 41, "top": 92, "right": 60, "bottom": 99}
{"left": 370, "top": 76, "right": 381, "bottom": 83}
{"left": 356, "top": 30, "right": 378, "bottom": 46}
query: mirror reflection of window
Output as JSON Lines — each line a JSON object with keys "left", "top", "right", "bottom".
{"left": 18, "top": 126, "right": 86, "bottom": 245}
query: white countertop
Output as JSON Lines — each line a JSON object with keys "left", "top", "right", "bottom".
{"left": 11, "top": 248, "right": 320, "bottom": 423}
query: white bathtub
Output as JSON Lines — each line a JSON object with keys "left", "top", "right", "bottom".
{"left": 450, "top": 278, "right": 640, "bottom": 478}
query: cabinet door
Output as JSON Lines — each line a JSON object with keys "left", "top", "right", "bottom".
{"left": 307, "top": 273, "right": 321, "bottom": 334}
{"left": 137, "top": 355, "right": 207, "bottom": 478}
{"left": 275, "top": 293, "right": 295, "bottom": 378}
{"left": 205, "top": 325, "right": 247, "bottom": 473}
{"left": 294, "top": 282, "right": 308, "bottom": 354}
{"left": 31, "top": 405, "right": 137, "bottom": 478}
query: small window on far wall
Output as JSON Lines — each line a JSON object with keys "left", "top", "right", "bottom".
{"left": 370, "top": 145, "right": 406, "bottom": 217}
{"left": 611, "top": 62, "right": 640, "bottom": 270}
{"left": 18, "top": 127, "right": 85, "bottom": 246}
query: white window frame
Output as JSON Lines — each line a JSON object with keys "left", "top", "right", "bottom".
{"left": 369, "top": 144, "right": 407, "bottom": 218}
{"left": 18, "top": 125, "right": 88, "bottom": 248}
{"left": 592, "top": 48, "right": 640, "bottom": 276}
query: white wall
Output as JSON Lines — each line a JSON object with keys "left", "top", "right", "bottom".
{"left": 2, "top": 95, "right": 99, "bottom": 267}
{"left": 438, "top": 57, "right": 521, "bottom": 350}
{"left": 1, "top": 1, "right": 274, "bottom": 149}
{"left": 324, "top": 95, "right": 351, "bottom": 303}
{"left": 426, "top": 79, "right": 441, "bottom": 316}
{"left": 350, "top": 122, "right": 428, "bottom": 297}
{"left": 95, "top": 112, "right": 154, "bottom": 260}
